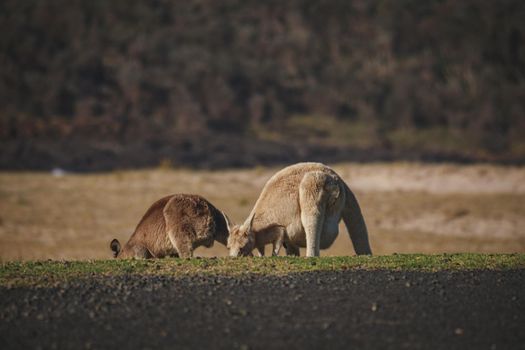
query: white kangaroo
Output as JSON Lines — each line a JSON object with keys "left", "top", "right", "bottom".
{"left": 227, "top": 162, "right": 372, "bottom": 257}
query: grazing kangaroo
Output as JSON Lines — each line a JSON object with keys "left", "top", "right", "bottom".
{"left": 110, "top": 194, "right": 230, "bottom": 259}
{"left": 227, "top": 162, "right": 372, "bottom": 257}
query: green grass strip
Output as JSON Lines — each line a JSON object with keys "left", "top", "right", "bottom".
{"left": 1, "top": 254, "right": 524, "bottom": 287}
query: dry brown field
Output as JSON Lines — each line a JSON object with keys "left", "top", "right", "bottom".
{"left": 1, "top": 162, "right": 524, "bottom": 260}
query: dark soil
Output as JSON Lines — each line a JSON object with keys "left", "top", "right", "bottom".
{"left": 1, "top": 270, "right": 524, "bottom": 349}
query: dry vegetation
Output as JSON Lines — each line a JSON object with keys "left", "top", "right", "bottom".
{"left": 1, "top": 162, "right": 524, "bottom": 261}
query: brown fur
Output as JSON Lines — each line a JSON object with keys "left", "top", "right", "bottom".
{"left": 228, "top": 162, "right": 372, "bottom": 257}
{"left": 110, "top": 194, "right": 229, "bottom": 259}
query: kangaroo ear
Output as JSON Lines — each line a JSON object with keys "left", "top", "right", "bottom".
{"left": 242, "top": 212, "right": 256, "bottom": 232}
{"left": 110, "top": 239, "right": 121, "bottom": 258}
{"left": 221, "top": 211, "right": 233, "bottom": 232}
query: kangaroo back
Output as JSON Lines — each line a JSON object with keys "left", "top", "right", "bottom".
{"left": 163, "top": 194, "right": 215, "bottom": 244}
{"left": 112, "top": 194, "right": 230, "bottom": 259}
{"left": 341, "top": 183, "right": 372, "bottom": 255}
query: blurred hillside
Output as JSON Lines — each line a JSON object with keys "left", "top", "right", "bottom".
{"left": 1, "top": 0, "right": 524, "bottom": 170}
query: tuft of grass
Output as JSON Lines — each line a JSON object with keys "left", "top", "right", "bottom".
{"left": 1, "top": 254, "right": 524, "bottom": 287}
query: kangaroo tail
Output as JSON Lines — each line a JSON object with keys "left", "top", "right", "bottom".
{"left": 341, "top": 182, "right": 372, "bottom": 255}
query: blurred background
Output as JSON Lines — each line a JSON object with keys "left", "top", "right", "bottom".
{"left": 0, "top": 0, "right": 524, "bottom": 259}
{"left": 1, "top": 0, "right": 524, "bottom": 170}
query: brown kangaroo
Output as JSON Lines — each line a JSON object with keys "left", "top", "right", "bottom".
{"left": 110, "top": 194, "right": 230, "bottom": 259}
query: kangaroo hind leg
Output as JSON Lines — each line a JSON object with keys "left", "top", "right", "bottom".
{"left": 271, "top": 226, "right": 286, "bottom": 256}
{"left": 167, "top": 228, "right": 194, "bottom": 258}
{"left": 299, "top": 171, "right": 329, "bottom": 257}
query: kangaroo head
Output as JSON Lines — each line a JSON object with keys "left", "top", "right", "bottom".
{"left": 110, "top": 238, "right": 136, "bottom": 259}
{"left": 110, "top": 238, "right": 153, "bottom": 259}
{"left": 227, "top": 213, "right": 255, "bottom": 257}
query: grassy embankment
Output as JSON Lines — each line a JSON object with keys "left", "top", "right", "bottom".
{"left": 1, "top": 254, "right": 524, "bottom": 287}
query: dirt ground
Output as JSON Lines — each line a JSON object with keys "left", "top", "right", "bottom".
{"left": 1, "top": 162, "right": 524, "bottom": 260}
{"left": 1, "top": 270, "right": 523, "bottom": 349}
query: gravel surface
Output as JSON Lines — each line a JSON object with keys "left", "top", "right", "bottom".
{"left": 1, "top": 270, "right": 524, "bottom": 349}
